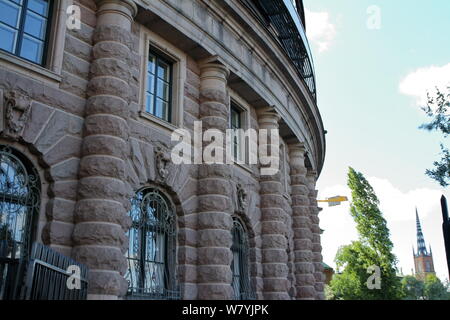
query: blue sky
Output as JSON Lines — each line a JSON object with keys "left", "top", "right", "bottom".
{"left": 303, "top": 0, "right": 450, "bottom": 281}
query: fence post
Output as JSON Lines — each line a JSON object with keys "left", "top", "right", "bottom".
{"left": 441, "top": 195, "right": 450, "bottom": 280}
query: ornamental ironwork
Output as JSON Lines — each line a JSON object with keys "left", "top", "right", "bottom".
{"left": 0, "top": 145, "right": 40, "bottom": 300}
{"left": 249, "top": 0, "right": 317, "bottom": 99}
{"left": 125, "top": 187, "right": 179, "bottom": 300}
{"left": 231, "top": 218, "right": 256, "bottom": 300}
{"left": 0, "top": 146, "right": 40, "bottom": 260}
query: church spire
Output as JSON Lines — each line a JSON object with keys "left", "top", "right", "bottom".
{"left": 415, "top": 208, "right": 429, "bottom": 256}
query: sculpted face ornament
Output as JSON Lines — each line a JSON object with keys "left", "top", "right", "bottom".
{"left": 155, "top": 146, "right": 170, "bottom": 182}
{"left": 1, "top": 90, "right": 31, "bottom": 139}
{"left": 236, "top": 183, "right": 247, "bottom": 213}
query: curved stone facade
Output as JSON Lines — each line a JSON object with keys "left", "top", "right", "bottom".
{"left": 0, "top": 0, "right": 325, "bottom": 300}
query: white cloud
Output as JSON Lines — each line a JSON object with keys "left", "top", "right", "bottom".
{"left": 399, "top": 63, "right": 450, "bottom": 106}
{"left": 305, "top": 9, "right": 337, "bottom": 53}
{"left": 367, "top": 177, "right": 442, "bottom": 222}
{"left": 319, "top": 178, "right": 449, "bottom": 280}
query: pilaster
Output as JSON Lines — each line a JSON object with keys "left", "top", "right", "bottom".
{"left": 71, "top": 0, "right": 137, "bottom": 300}
{"left": 196, "top": 60, "right": 234, "bottom": 300}
{"left": 288, "top": 142, "right": 315, "bottom": 299}
{"left": 258, "top": 107, "right": 290, "bottom": 300}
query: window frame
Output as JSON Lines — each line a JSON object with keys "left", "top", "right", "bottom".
{"left": 0, "top": 0, "right": 69, "bottom": 84}
{"left": 145, "top": 49, "right": 173, "bottom": 123}
{"left": 230, "top": 217, "right": 255, "bottom": 300}
{"left": 228, "top": 94, "right": 252, "bottom": 168}
{"left": 0, "top": 0, "right": 54, "bottom": 66}
{"left": 280, "top": 142, "right": 290, "bottom": 196}
{"left": 230, "top": 102, "right": 243, "bottom": 162}
{"left": 125, "top": 187, "right": 180, "bottom": 300}
{"left": 139, "top": 28, "right": 186, "bottom": 131}
{"left": 0, "top": 144, "right": 41, "bottom": 260}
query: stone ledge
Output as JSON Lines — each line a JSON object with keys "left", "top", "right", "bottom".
{"left": 0, "top": 51, "right": 62, "bottom": 86}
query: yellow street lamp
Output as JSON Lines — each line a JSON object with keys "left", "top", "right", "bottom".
{"left": 317, "top": 196, "right": 349, "bottom": 207}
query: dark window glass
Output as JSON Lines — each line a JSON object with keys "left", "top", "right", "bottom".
{"left": 125, "top": 188, "right": 179, "bottom": 300}
{"left": 231, "top": 218, "right": 255, "bottom": 300}
{"left": 230, "top": 104, "right": 242, "bottom": 161}
{"left": 0, "top": 0, "right": 52, "bottom": 65}
{"left": 0, "top": 145, "right": 40, "bottom": 261}
{"left": 146, "top": 51, "right": 172, "bottom": 122}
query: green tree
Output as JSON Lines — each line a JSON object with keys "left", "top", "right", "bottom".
{"left": 401, "top": 274, "right": 450, "bottom": 300}
{"left": 420, "top": 87, "right": 450, "bottom": 187}
{"left": 401, "top": 275, "right": 424, "bottom": 300}
{"left": 328, "top": 167, "right": 403, "bottom": 299}
{"left": 423, "top": 274, "right": 450, "bottom": 300}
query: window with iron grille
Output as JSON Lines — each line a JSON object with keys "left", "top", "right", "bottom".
{"left": 0, "top": 0, "right": 53, "bottom": 65}
{"left": 0, "top": 145, "right": 40, "bottom": 300}
{"left": 125, "top": 188, "right": 179, "bottom": 300}
{"left": 0, "top": 145, "right": 40, "bottom": 260}
{"left": 145, "top": 50, "right": 173, "bottom": 122}
{"left": 231, "top": 218, "right": 255, "bottom": 300}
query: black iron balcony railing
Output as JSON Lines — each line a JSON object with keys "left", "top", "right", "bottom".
{"left": 255, "top": 0, "right": 316, "bottom": 100}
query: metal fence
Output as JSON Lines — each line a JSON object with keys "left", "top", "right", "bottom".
{"left": 0, "top": 242, "right": 89, "bottom": 300}
{"left": 125, "top": 288, "right": 181, "bottom": 300}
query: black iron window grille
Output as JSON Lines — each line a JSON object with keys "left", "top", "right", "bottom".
{"left": 231, "top": 218, "right": 256, "bottom": 300}
{"left": 0, "top": 0, "right": 53, "bottom": 65}
{"left": 125, "top": 187, "right": 180, "bottom": 300}
{"left": 0, "top": 145, "right": 40, "bottom": 299}
{"left": 145, "top": 50, "right": 173, "bottom": 122}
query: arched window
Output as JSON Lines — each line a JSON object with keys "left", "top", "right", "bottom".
{"left": 125, "top": 187, "right": 179, "bottom": 299}
{"left": 231, "top": 218, "right": 254, "bottom": 300}
{"left": 0, "top": 145, "right": 40, "bottom": 260}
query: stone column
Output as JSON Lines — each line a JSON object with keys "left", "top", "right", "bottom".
{"left": 72, "top": 0, "right": 137, "bottom": 300}
{"left": 307, "top": 170, "right": 325, "bottom": 300}
{"left": 196, "top": 60, "right": 234, "bottom": 300}
{"left": 288, "top": 143, "right": 316, "bottom": 299}
{"left": 258, "top": 108, "right": 290, "bottom": 300}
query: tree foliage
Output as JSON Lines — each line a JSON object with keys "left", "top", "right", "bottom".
{"left": 401, "top": 274, "right": 450, "bottom": 300}
{"left": 401, "top": 275, "right": 424, "bottom": 300}
{"left": 423, "top": 274, "right": 450, "bottom": 300}
{"left": 327, "top": 167, "right": 403, "bottom": 299}
{"left": 420, "top": 87, "right": 450, "bottom": 187}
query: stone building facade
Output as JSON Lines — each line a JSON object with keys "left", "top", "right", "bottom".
{"left": 0, "top": 0, "right": 326, "bottom": 300}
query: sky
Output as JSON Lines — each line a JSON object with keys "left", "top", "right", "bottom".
{"left": 303, "top": 0, "right": 450, "bottom": 281}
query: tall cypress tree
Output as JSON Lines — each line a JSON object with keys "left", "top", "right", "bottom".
{"left": 328, "top": 167, "right": 403, "bottom": 299}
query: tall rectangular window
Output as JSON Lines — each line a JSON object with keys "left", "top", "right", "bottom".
{"left": 230, "top": 104, "right": 242, "bottom": 161}
{"left": 146, "top": 50, "right": 172, "bottom": 122}
{"left": 0, "top": 0, "right": 52, "bottom": 65}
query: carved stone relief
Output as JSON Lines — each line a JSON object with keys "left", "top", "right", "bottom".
{"left": 0, "top": 90, "right": 31, "bottom": 140}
